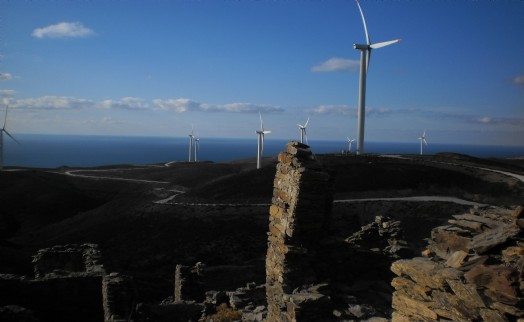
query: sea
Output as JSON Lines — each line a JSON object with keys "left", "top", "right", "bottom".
{"left": 3, "top": 134, "right": 524, "bottom": 169}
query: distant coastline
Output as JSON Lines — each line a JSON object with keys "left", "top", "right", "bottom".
{"left": 5, "top": 134, "right": 524, "bottom": 168}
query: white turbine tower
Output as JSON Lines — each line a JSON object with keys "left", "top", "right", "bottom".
{"left": 188, "top": 125, "right": 194, "bottom": 162}
{"left": 297, "top": 117, "right": 310, "bottom": 144}
{"left": 354, "top": 0, "right": 400, "bottom": 155}
{"left": 346, "top": 137, "right": 356, "bottom": 153}
{"left": 256, "top": 112, "right": 271, "bottom": 169}
{"left": 1, "top": 105, "right": 19, "bottom": 170}
{"left": 418, "top": 130, "right": 428, "bottom": 155}
{"left": 194, "top": 137, "right": 200, "bottom": 162}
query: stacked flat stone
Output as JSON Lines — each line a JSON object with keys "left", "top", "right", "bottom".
{"left": 32, "top": 243, "right": 105, "bottom": 278}
{"left": 102, "top": 273, "right": 137, "bottom": 322}
{"left": 266, "top": 141, "right": 333, "bottom": 322}
{"left": 391, "top": 205, "right": 524, "bottom": 322}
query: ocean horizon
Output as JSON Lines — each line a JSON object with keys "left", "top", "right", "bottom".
{"left": 4, "top": 134, "right": 524, "bottom": 169}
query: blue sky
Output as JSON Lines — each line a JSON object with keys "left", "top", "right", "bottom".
{"left": 1, "top": 0, "right": 523, "bottom": 146}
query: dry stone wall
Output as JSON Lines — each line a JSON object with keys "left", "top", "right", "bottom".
{"left": 391, "top": 205, "right": 524, "bottom": 321}
{"left": 266, "top": 141, "right": 333, "bottom": 322}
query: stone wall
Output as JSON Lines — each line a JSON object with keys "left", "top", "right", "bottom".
{"left": 32, "top": 243, "right": 105, "bottom": 278}
{"left": 265, "top": 141, "right": 334, "bottom": 322}
{"left": 391, "top": 205, "right": 524, "bottom": 321}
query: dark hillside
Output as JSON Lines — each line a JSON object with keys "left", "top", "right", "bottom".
{"left": 184, "top": 162, "right": 277, "bottom": 203}
{"left": 0, "top": 171, "right": 108, "bottom": 238}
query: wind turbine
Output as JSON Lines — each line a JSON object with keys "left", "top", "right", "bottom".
{"left": 188, "top": 125, "right": 194, "bottom": 162}
{"left": 418, "top": 130, "right": 428, "bottom": 155}
{"left": 194, "top": 136, "right": 200, "bottom": 162}
{"left": 297, "top": 117, "right": 310, "bottom": 144}
{"left": 346, "top": 137, "right": 356, "bottom": 153}
{"left": 1, "top": 105, "right": 19, "bottom": 170}
{"left": 256, "top": 112, "right": 271, "bottom": 169}
{"left": 354, "top": 0, "right": 400, "bottom": 155}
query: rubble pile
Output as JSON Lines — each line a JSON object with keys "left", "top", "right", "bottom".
{"left": 391, "top": 205, "right": 524, "bottom": 321}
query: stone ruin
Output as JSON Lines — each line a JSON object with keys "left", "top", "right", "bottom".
{"left": 391, "top": 206, "right": 524, "bottom": 321}
{"left": 2, "top": 141, "right": 523, "bottom": 321}
{"left": 0, "top": 243, "right": 138, "bottom": 322}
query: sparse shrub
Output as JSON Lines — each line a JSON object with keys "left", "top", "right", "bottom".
{"left": 205, "top": 303, "right": 242, "bottom": 322}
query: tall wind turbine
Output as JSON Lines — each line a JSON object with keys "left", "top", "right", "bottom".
{"left": 418, "top": 130, "right": 428, "bottom": 155}
{"left": 256, "top": 112, "right": 271, "bottom": 169}
{"left": 297, "top": 117, "right": 310, "bottom": 144}
{"left": 194, "top": 137, "right": 200, "bottom": 162}
{"left": 1, "top": 105, "right": 19, "bottom": 170}
{"left": 346, "top": 137, "right": 356, "bottom": 153}
{"left": 188, "top": 125, "right": 194, "bottom": 162}
{"left": 354, "top": 0, "right": 400, "bottom": 155}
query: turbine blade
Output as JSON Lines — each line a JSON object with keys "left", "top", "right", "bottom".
{"left": 347, "top": 137, "right": 351, "bottom": 142}
{"left": 2, "top": 105, "right": 8, "bottom": 130}
{"left": 259, "top": 112, "right": 263, "bottom": 131}
{"left": 304, "top": 116, "right": 310, "bottom": 127}
{"left": 423, "top": 138, "right": 428, "bottom": 146}
{"left": 370, "top": 39, "right": 401, "bottom": 49}
{"left": 4, "top": 130, "right": 20, "bottom": 144}
{"left": 356, "top": 0, "right": 371, "bottom": 45}
{"left": 263, "top": 130, "right": 271, "bottom": 134}
{"left": 261, "top": 133, "right": 265, "bottom": 154}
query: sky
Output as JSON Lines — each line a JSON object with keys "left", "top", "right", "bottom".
{"left": 1, "top": 0, "right": 523, "bottom": 146}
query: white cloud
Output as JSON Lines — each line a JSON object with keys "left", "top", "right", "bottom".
{"left": 32, "top": 22, "right": 95, "bottom": 39}
{"left": 0, "top": 72, "right": 13, "bottom": 81}
{"left": 311, "top": 58, "right": 360, "bottom": 72}
{"left": 0, "top": 89, "right": 15, "bottom": 97}
{"left": 153, "top": 98, "right": 201, "bottom": 112}
{"left": 98, "top": 97, "right": 149, "bottom": 110}
{"left": 477, "top": 116, "right": 492, "bottom": 124}
{"left": 202, "top": 102, "right": 283, "bottom": 113}
{"left": 154, "top": 98, "right": 283, "bottom": 113}
{"left": 308, "top": 105, "right": 357, "bottom": 116}
{"left": 11, "top": 96, "right": 95, "bottom": 109}
{"left": 512, "top": 74, "right": 524, "bottom": 85}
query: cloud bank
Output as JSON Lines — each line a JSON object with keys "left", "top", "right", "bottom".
{"left": 311, "top": 58, "right": 360, "bottom": 72}
{"left": 32, "top": 22, "right": 95, "bottom": 39}
{"left": 7, "top": 95, "right": 284, "bottom": 114}
{"left": 153, "top": 98, "right": 283, "bottom": 113}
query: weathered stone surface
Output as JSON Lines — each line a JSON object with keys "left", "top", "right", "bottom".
{"left": 464, "top": 264, "right": 519, "bottom": 304}
{"left": 445, "top": 250, "right": 469, "bottom": 268}
{"left": 469, "top": 221, "right": 520, "bottom": 254}
{"left": 429, "top": 227, "right": 471, "bottom": 259}
{"left": 102, "top": 273, "right": 137, "bottom": 322}
{"left": 391, "top": 257, "right": 462, "bottom": 289}
{"left": 391, "top": 206, "right": 524, "bottom": 321}
{"left": 391, "top": 292, "right": 437, "bottom": 320}
{"left": 445, "top": 278, "right": 485, "bottom": 309}
{"left": 266, "top": 141, "right": 333, "bottom": 322}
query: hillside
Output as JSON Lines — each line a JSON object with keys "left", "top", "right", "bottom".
{"left": 1, "top": 153, "right": 523, "bottom": 303}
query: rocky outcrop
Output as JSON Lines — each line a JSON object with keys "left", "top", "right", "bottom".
{"left": 391, "top": 205, "right": 524, "bottom": 321}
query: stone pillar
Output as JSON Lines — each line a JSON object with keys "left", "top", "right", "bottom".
{"left": 102, "top": 273, "right": 137, "bottom": 322}
{"left": 266, "top": 141, "right": 333, "bottom": 322}
{"left": 174, "top": 262, "right": 206, "bottom": 303}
